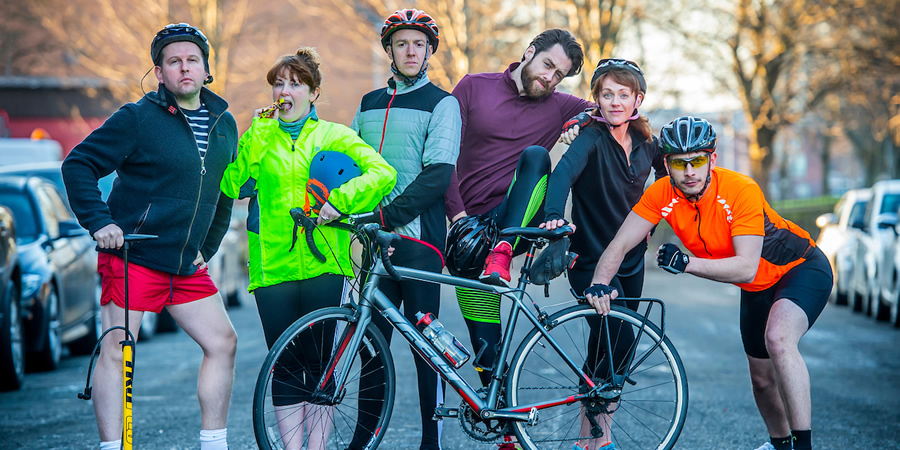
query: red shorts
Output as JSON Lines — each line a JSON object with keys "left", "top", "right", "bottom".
{"left": 98, "top": 253, "right": 219, "bottom": 313}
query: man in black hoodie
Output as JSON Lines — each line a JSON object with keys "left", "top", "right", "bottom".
{"left": 62, "top": 23, "right": 237, "bottom": 450}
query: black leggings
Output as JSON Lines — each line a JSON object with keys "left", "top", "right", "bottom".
{"left": 357, "top": 238, "right": 446, "bottom": 450}
{"left": 457, "top": 145, "right": 550, "bottom": 386}
{"left": 254, "top": 274, "right": 347, "bottom": 406}
{"left": 568, "top": 262, "right": 645, "bottom": 379}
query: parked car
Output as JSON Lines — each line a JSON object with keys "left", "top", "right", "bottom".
{"left": 0, "top": 206, "right": 24, "bottom": 390}
{"left": 814, "top": 188, "right": 871, "bottom": 305}
{"left": 210, "top": 198, "right": 249, "bottom": 308}
{"left": 0, "top": 162, "right": 248, "bottom": 332}
{"left": 0, "top": 176, "right": 99, "bottom": 371}
{"left": 879, "top": 207, "right": 900, "bottom": 327}
{"left": 849, "top": 179, "right": 900, "bottom": 319}
{"left": 0, "top": 163, "right": 151, "bottom": 338}
{"left": 0, "top": 138, "right": 63, "bottom": 166}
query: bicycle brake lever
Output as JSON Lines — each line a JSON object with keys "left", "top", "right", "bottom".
{"left": 375, "top": 230, "right": 401, "bottom": 282}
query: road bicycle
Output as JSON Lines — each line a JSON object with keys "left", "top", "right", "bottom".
{"left": 252, "top": 211, "right": 688, "bottom": 449}
{"left": 77, "top": 233, "right": 158, "bottom": 450}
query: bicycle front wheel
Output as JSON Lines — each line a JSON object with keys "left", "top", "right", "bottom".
{"left": 507, "top": 304, "right": 688, "bottom": 450}
{"left": 253, "top": 306, "right": 395, "bottom": 450}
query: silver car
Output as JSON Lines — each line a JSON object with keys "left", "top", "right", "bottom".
{"left": 815, "top": 189, "right": 871, "bottom": 306}
{"left": 879, "top": 205, "right": 900, "bottom": 327}
{"left": 849, "top": 180, "right": 900, "bottom": 319}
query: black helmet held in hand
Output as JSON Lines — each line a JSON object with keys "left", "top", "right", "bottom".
{"left": 659, "top": 116, "right": 717, "bottom": 155}
{"left": 445, "top": 215, "right": 499, "bottom": 278}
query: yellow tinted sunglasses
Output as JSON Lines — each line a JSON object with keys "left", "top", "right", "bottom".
{"left": 668, "top": 155, "right": 709, "bottom": 170}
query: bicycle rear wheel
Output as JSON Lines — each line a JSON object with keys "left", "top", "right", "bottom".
{"left": 507, "top": 304, "right": 688, "bottom": 450}
{"left": 253, "top": 306, "right": 395, "bottom": 450}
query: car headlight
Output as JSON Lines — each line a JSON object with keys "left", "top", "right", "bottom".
{"left": 21, "top": 273, "right": 43, "bottom": 301}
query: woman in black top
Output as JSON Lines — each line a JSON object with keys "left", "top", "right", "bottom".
{"left": 541, "top": 58, "right": 666, "bottom": 450}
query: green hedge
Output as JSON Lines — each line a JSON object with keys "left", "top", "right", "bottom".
{"left": 770, "top": 196, "right": 840, "bottom": 237}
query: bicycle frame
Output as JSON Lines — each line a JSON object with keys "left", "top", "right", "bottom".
{"left": 323, "top": 238, "right": 606, "bottom": 423}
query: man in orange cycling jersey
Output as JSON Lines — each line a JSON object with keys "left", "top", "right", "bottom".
{"left": 583, "top": 116, "right": 831, "bottom": 450}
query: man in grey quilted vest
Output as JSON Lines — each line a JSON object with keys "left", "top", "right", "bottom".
{"left": 350, "top": 8, "right": 461, "bottom": 450}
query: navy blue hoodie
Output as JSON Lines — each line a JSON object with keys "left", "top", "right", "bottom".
{"left": 62, "top": 85, "right": 237, "bottom": 275}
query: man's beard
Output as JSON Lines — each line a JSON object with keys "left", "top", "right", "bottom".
{"left": 521, "top": 59, "right": 554, "bottom": 99}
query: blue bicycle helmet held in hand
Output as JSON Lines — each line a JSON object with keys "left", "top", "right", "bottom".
{"left": 445, "top": 215, "right": 499, "bottom": 278}
{"left": 305, "top": 151, "right": 363, "bottom": 216}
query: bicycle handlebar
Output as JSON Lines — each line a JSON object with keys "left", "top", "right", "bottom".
{"left": 499, "top": 225, "right": 573, "bottom": 240}
{"left": 288, "top": 208, "right": 402, "bottom": 282}
{"left": 123, "top": 233, "right": 158, "bottom": 242}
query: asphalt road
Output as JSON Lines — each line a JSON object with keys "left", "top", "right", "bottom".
{"left": 1, "top": 260, "right": 899, "bottom": 449}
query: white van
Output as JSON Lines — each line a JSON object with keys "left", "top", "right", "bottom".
{"left": 0, "top": 138, "right": 63, "bottom": 165}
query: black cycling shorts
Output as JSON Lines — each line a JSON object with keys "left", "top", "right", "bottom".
{"left": 739, "top": 246, "right": 832, "bottom": 359}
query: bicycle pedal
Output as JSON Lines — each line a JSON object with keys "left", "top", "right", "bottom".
{"left": 433, "top": 407, "right": 458, "bottom": 418}
{"left": 480, "top": 273, "right": 508, "bottom": 287}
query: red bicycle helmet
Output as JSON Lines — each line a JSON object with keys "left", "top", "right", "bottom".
{"left": 381, "top": 9, "right": 440, "bottom": 52}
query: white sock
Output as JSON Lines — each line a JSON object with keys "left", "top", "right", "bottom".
{"left": 99, "top": 440, "right": 121, "bottom": 450}
{"left": 199, "top": 428, "right": 228, "bottom": 450}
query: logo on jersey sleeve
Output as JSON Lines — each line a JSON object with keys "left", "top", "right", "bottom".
{"left": 717, "top": 196, "right": 734, "bottom": 223}
{"left": 661, "top": 197, "right": 679, "bottom": 218}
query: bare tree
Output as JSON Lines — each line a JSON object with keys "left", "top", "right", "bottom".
{"left": 820, "top": 0, "right": 900, "bottom": 183}
{"left": 543, "top": 0, "right": 634, "bottom": 98}
{"left": 25, "top": 0, "right": 253, "bottom": 103}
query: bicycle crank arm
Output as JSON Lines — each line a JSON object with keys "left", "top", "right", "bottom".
{"left": 482, "top": 408, "right": 539, "bottom": 426}
{"left": 433, "top": 407, "right": 459, "bottom": 418}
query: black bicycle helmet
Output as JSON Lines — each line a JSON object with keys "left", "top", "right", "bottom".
{"left": 590, "top": 58, "right": 646, "bottom": 93}
{"left": 445, "top": 215, "right": 499, "bottom": 278}
{"left": 658, "top": 116, "right": 717, "bottom": 155}
{"left": 150, "top": 23, "right": 212, "bottom": 84}
{"left": 305, "top": 151, "right": 362, "bottom": 216}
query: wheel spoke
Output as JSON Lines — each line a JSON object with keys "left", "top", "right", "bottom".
{"left": 508, "top": 304, "right": 688, "bottom": 450}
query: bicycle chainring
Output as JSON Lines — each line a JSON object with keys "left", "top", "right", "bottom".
{"left": 458, "top": 399, "right": 507, "bottom": 443}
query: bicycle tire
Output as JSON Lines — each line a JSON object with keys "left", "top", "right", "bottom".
{"left": 506, "top": 304, "right": 688, "bottom": 450}
{"left": 252, "top": 306, "right": 395, "bottom": 450}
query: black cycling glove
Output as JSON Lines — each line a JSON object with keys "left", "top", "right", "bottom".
{"left": 562, "top": 111, "right": 592, "bottom": 134}
{"left": 584, "top": 283, "right": 617, "bottom": 299}
{"left": 657, "top": 243, "right": 689, "bottom": 274}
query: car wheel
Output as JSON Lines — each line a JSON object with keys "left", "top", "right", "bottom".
{"left": 140, "top": 311, "right": 158, "bottom": 340}
{"left": 0, "top": 279, "right": 25, "bottom": 391}
{"left": 832, "top": 265, "right": 848, "bottom": 306}
{"left": 890, "top": 293, "right": 900, "bottom": 328}
{"left": 27, "top": 286, "right": 62, "bottom": 372}
{"left": 69, "top": 279, "right": 102, "bottom": 355}
{"left": 870, "top": 283, "right": 890, "bottom": 321}
{"left": 849, "top": 287, "right": 865, "bottom": 312}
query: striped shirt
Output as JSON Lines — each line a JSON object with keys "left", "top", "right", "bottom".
{"left": 182, "top": 104, "right": 209, "bottom": 159}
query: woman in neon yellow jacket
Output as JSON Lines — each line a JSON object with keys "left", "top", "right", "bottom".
{"left": 220, "top": 47, "right": 395, "bottom": 449}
